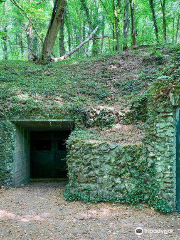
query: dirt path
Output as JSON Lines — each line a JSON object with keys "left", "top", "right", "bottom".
{"left": 0, "top": 182, "right": 180, "bottom": 240}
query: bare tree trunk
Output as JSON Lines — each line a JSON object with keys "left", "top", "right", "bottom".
{"left": 2, "top": 25, "right": 8, "bottom": 60}
{"left": 26, "top": 23, "right": 34, "bottom": 60}
{"left": 172, "top": 17, "right": 175, "bottom": 44}
{"left": 33, "top": 36, "right": 39, "bottom": 60}
{"left": 149, "top": 0, "right": 159, "bottom": 43}
{"left": 54, "top": 26, "right": 99, "bottom": 62}
{"left": 99, "top": 0, "right": 114, "bottom": 51}
{"left": 19, "top": 34, "right": 24, "bottom": 57}
{"left": 160, "top": 0, "right": 167, "bottom": 42}
{"left": 129, "top": 0, "right": 136, "bottom": 46}
{"left": 123, "top": 0, "right": 129, "bottom": 50}
{"left": 10, "top": 0, "right": 43, "bottom": 43}
{"left": 101, "top": 15, "right": 105, "bottom": 53}
{"left": 176, "top": 13, "right": 180, "bottom": 43}
{"left": 80, "top": 0, "right": 92, "bottom": 31}
{"left": 65, "top": 13, "right": 72, "bottom": 52}
{"left": 113, "top": 0, "right": 121, "bottom": 51}
{"left": 41, "top": 0, "right": 66, "bottom": 62}
{"left": 82, "top": 20, "right": 86, "bottom": 41}
{"left": 112, "top": 28, "right": 116, "bottom": 51}
{"left": 80, "top": 0, "right": 99, "bottom": 56}
{"left": 59, "top": 17, "right": 65, "bottom": 57}
{"left": 92, "top": 2, "right": 100, "bottom": 56}
{"left": 2, "top": 3, "right": 8, "bottom": 60}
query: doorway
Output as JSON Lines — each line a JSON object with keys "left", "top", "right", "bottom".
{"left": 30, "top": 131, "right": 71, "bottom": 179}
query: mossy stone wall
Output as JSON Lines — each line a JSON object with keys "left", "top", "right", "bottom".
{"left": 0, "top": 120, "right": 15, "bottom": 185}
{"left": 66, "top": 137, "right": 156, "bottom": 204}
{"left": 144, "top": 95, "right": 179, "bottom": 210}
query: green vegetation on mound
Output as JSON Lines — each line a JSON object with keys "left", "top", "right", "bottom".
{"left": 0, "top": 46, "right": 179, "bottom": 143}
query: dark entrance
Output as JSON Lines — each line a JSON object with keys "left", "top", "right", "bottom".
{"left": 30, "top": 131, "right": 70, "bottom": 179}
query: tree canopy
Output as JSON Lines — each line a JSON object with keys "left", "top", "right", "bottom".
{"left": 0, "top": 0, "right": 179, "bottom": 61}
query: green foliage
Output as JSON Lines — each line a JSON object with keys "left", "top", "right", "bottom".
{"left": 65, "top": 136, "right": 173, "bottom": 213}
{"left": 64, "top": 181, "right": 173, "bottom": 213}
{"left": 148, "top": 47, "right": 180, "bottom": 102}
{"left": 0, "top": 0, "right": 179, "bottom": 60}
{"left": 115, "top": 79, "right": 147, "bottom": 96}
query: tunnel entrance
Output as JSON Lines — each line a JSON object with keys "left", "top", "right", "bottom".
{"left": 12, "top": 119, "right": 74, "bottom": 187}
{"left": 31, "top": 131, "right": 71, "bottom": 179}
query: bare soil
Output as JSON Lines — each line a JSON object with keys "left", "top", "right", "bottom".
{"left": 0, "top": 182, "right": 180, "bottom": 240}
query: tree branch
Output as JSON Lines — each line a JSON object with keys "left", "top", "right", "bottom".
{"left": 53, "top": 25, "right": 99, "bottom": 62}
{"left": 10, "top": 0, "right": 43, "bottom": 42}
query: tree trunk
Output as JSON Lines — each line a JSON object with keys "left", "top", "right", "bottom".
{"left": 65, "top": 13, "right": 72, "bottom": 52}
{"left": 176, "top": 13, "right": 180, "bottom": 43}
{"left": 82, "top": 20, "right": 86, "bottom": 41}
{"left": 113, "top": 0, "right": 121, "bottom": 51}
{"left": 19, "top": 34, "right": 24, "bottom": 57}
{"left": 2, "top": 25, "right": 8, "bottom": 60}
{"left": 80, "top": 0, "right": 93, "bottom": 32}
{"left": 129, "top": 0, "right": 136, "bottom": 46}
{"left": 172, "top": 17, "right": 175, "bottom": 44}
{"left": 123, "top": 0, "right": 129, "bottom": 50}
{"left": 1, "top": 3, "right": 8, "bottom": 60}
{"left": 160, "top": 0, "right": 167, "bottom": 42}
{"left": 59, "top": 17, "right": 65, "bottom": 57}
{"left": 54, "top": 26, "right": 99, "bottom": 62}
{"left": 101, "top": 15, "right": 105, "bottom": 53}
{"left": 41, "top": 0, "right": 66, "bottom": 62}
{"left": 92, "top": 4, "right": 100, "bottom": 56}
{"left": 149, "top": 0, "right": 159, "bottom": 43}
{"left": 80, "top": 0, "right": 99, "bottom": 56}
{"left": 26, "top": 23, "right": 34, "bottom": 60}
{"left": 33, "top": 36, "right": 39, "bottom": 60}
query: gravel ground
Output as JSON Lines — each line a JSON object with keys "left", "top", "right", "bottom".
{"left": 0, "top": 182, "right": 180, "bottom": 240}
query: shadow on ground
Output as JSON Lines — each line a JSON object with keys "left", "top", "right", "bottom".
{"left": 0, "top": 182, "right": 179, "bottom": 240}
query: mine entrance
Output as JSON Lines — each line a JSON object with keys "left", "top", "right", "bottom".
{"left": 31, "top": 131, "right": 70, "bottom": 179}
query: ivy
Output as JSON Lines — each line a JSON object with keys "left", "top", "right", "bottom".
{"left": 64, "top": 179, "right": 173, "bottom": 213}
{"left": 65, "top": 137, "right": 173, "bottom": 213}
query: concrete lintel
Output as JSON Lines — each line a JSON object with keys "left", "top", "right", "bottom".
{"left": 11, "top": 119, "right": 74, "bottom": 131}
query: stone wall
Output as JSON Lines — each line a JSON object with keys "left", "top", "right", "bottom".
{"left": 145, "top": 99, "right": 178, "bottom": 210}
{"left": 0, "top": 99, "right": 178, "bottom": 212}
{"left": 13, "top": 126, "right": 30, "bottom": 186}
{"left": 0, "top": 120, "right": 15, "bottom": 185}
{"left": 66, "top": 137, "right": 154, "bottom": 203}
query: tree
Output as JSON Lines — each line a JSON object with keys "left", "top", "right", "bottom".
{"left": 0, "top": 0, "right": 179, "bottom": 61}
{"left": 41, "top": 0, "right": 66, "bottom": 62}
{"left": 123, "top": 0, "right": 129, "bottom": 50}
{"left": 54, "top": 26, "right": 99, "bottom": 62}
{"left": 80, "top": 0, "right": 100, "bottom": 56}
{"left": 160, "top": 0, "right": 167, "bottom": 42}
{"left": 129, "top": 0, "right": 136, "bottom": 46}
{"left": 176, "top": 13, "right": 180, "bottom": 43}
{"left": 149, "top": 0, "right": 159, "bottom": 43}
{"left": 113, "top": 0, "right": 121, "bottom": 51}
{"left": 176, "top": 3, "right": 180, "bottom": 43}
{"left": 59, "top": 17, "right": 65, "bottom": 57}
{"left": 2, "top": 3, "right": 8, "bottom": 60}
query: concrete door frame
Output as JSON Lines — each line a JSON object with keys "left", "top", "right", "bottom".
{"left": 11, "top": 119, "right": 74, "bottom": 187}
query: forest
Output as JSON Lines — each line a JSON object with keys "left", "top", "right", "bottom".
{"left": 0, "top": 0, "right": 179, "bottom": 62}
{"left": 1, "top": 1, "right": 180, "bottom": 238}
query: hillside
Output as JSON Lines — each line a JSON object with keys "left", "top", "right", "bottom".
{"left": 0, "top": 46, "right": 179, "bottom": 144}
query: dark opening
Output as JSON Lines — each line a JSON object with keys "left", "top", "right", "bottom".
{"left": 35, "top": 140, "right": 52, "bottom": 151}
{"left": 30, "top": 131, "right": 71, "bottom": 179}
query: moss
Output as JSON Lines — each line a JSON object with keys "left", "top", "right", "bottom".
{"left": 0, "top": 47, "right": 179, "bottom": 212}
